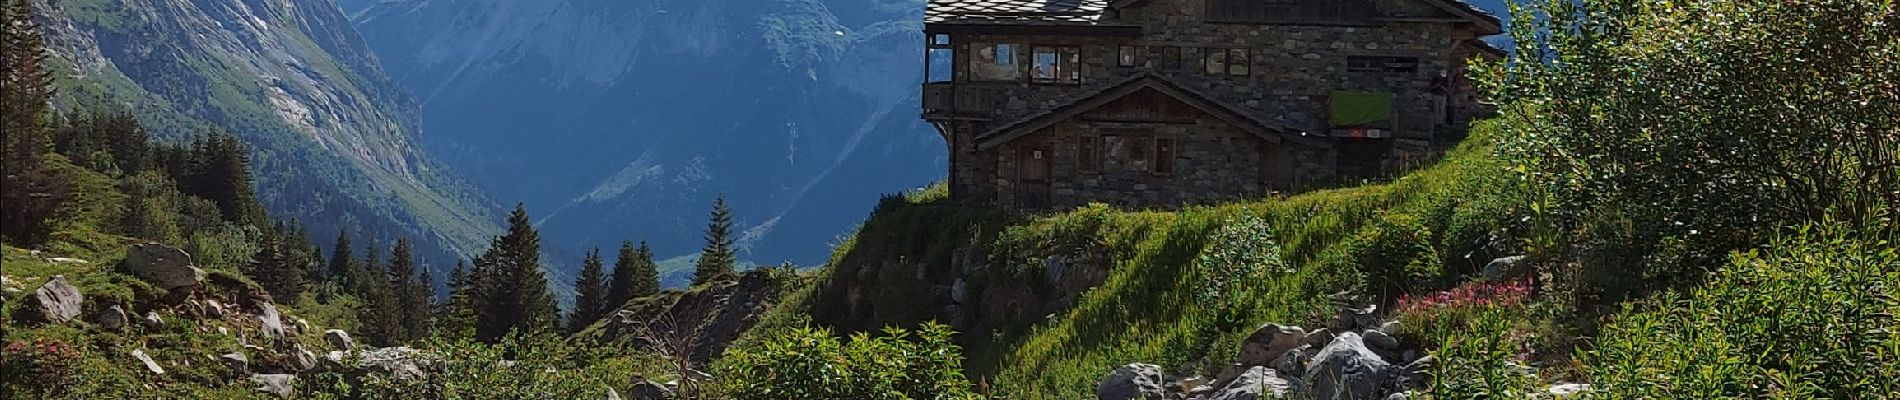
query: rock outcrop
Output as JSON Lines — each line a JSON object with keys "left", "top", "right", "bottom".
{"left": 325, "top": 329, "right": 356, "bottom": 351}
{"left": 97, "top": 305, "right": 128, "bottom": 330}
{"left": 251, "top": 374, "right": 295, "bottom": 398}
{"left": 1097, "top": 363, "right": 1168, "bottom": 400}
{"left": 123, "top": 244, "right": 206, "bottom": 291}
{"left": 597, "top": 269, "right": 783, "bottom": 366}
{"left": 28, "top": 276, "right": 84, "bottom": 323}
{"left": 1304, "top": 333, "right": 1395, "bottom": 400}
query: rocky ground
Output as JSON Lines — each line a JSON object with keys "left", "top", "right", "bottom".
{"left": 1094, "top": 302, "right": 1592, "bottom": 400}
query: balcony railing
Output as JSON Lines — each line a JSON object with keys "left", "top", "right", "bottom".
{"left": 922, "top": 82, "right": 1003, "bottom": 119}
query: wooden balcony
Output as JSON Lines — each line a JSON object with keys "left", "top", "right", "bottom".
{"left": 922, "top": 82, "right": 1003, "bottom": 120}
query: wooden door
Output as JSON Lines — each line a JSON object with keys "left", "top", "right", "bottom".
{"left": 1015, "top": 142, "right": 1053, "bottom": 209}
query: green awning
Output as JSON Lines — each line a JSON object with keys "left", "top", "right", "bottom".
{"left": 1328, "top": 90, "right": 1394, "bottom": 127}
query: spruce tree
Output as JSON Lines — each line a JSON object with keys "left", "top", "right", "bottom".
{"left": 355, "top": 240, "right": 397, "bottom": 347}
{"left": 607, "top": 240, "right": 660, "bottom": 309}
{"left": 472, "top": 203, "right": 557, "bottom": 343}
{"left": 389, "top": 238, "right": 432, "bottom": 343}
{"left": 184, "top": 133, "right": 266, "bottom": 227}
{"left": 569, "top": 248, "right": 607, "bottom": 333}
{"left": 693, "top": 195, "right": 738, "bottom": 286}
{"left": 328, "top": 230, "right": 355, "bottom": 285}
{"left": 247, "top": 225, "right": 304, "bottom": 302}
{"left": 0, "top": 0, "right": 66, "bottom": 245}
{"left": 439, "top": 260, "right": 476, "bottom": 339}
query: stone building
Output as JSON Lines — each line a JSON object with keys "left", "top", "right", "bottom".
{"left": 921, "top": 0, "right": 1502, "bottom": 209}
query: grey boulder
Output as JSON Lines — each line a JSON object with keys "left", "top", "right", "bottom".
{"left": 1238, "top": 323, "right": 1307, "bottom": 367}
{"left": 96, "top": 305, "right": 128, "bottom": 330}
{"left": 1304, "top": 333, "right": 1395, "bottom": 400}
{"left": 251, "top": 374, "right": 295, "bottom": 398}
{"left": 628, "top": 377, "right": 676, "bottom": 399}
{"left": 325, "top": 329, "right": 355, "bottom": 351}
{"left": 123, "top": 243, "right": 205, "bottom": 290}
{"left": 1209, "top": 366, "right": 1293, "bottom": 400}
{"left": 30, "top": 275, "right": 84, "bottom": 323}
{"left": 257, "top": 302, "right": 286, "bottom": 339}
{"left": 1482, "top": 255, "right": 1531, "bottom": 282}
{"left": 1097, "top": 363, "right": 1167, "bottom": 400}
{"left": 221, "top": 352, "right": 250, "bottom": 375}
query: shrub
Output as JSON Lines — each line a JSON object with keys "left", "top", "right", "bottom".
{"left": 1484, "top": 0, "right": 1900, "bottom": 300}
{"left": 1346, "top": 212, "right": 1443, "bottom": 303}
{"left": 1400, "top": 280, "right": 1540, "bottom": 399}
{"left": 715, "top": 322, "right": 980, "bottom": 400}
{"left": 0, "top": 339, "right": 83, "bottom": 397}
{"left": 1583, "top": 227, "right": 1900, "bottom": 398}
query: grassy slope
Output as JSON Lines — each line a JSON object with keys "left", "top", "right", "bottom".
{"left": 974, "top": 123, "right": 1517, "bottom": 397}
{"left": 738, "top": 121, "right": 1520, "bottom": 398}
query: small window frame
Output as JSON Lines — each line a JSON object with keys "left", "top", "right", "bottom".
{"left": 1153, "top": 137, "right": 1176, "bottom": 175}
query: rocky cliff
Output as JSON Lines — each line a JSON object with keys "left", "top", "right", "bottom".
{"left": 33, "top": 0, "right": 499, "bottom": 272}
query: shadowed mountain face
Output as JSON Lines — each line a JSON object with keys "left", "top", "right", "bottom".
{"left": 344, "top": 0, "right": 946, "bottom": 270}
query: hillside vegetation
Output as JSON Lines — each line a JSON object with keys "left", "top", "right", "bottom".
{"left": 736, "top": 0, "right": 1898, "bottom": 398}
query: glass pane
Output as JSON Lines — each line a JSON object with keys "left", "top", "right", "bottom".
{"left": 928, "top": 48, "right": 953, "bottom": 82}
{"left": 1118, "top": 46, "right": 1137, "bottom": 67}
{"left": 1229, "top": 49, "right": 1251, "bottom": 76}
{"left": 973, "top": 44, "right": 1018, "bottom": 81}
{"left": 1204, "top": 48, "right": 1225, "bottom": 75}
{"left": 1063, "top": 48, "right": 1081, "bottom": 83}
{"left": 1033, "top": 48, "right": 1057, "bottom": 81}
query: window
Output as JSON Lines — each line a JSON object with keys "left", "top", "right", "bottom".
{"left": 1154, "top": 137, "right": 1176, "bottom": 175}
{"left": 1032, "top": 46, "right": 1081, "bottom": 84}
{"left": 1348, "top": 56, "right": 1419, "bottom": 74}
{"left": 1162, "top": 47, "right": 1183, "bottom": 70}
{"left": 1227, "top": 49, "right": 1251, "bottom": 76}
{"left": 1118, "top": 45, "right": 1141, "bottom": 67}
{"left": 1128, "top": 136, "right": 1152, "bottom": 171}
{"left": 1204, "top": 48, "right": 1252, "bottom": 77}
{"left": 1203, "top": 48, "right": 1226, "bottom": 75}
{"left": 1078, "top": 136, "right": 1101, "bottom": 173}
{"left": 972, "top": 43, "right": 1018, "bottom": 81}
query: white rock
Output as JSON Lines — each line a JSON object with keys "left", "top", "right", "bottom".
{"left": 132, "top": 349, "right": 165, "bottom": 375}
{"left": 251, "top": 374, "right": 295, "bottom": 398}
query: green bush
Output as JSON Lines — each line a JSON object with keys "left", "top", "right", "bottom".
{"left": 1484, "top": 0, "right": 1900, "bottom": 301}
{"left": 0, "top": 338, "right": 84, "bottom": 398}
{"left": 299, "top": 332, "right": 664, "bottom": 399}
{"left": 1583, "top": 227, "right": 1900, "bottom": 398}
{"left": 1346, "top": 212, "right": 1443, "bottom": 303}
{"left": 715, "top": 322, "right": 980, "bottom": 400}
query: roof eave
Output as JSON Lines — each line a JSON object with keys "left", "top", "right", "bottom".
{"left": 925, "top": 22, "right": 1143, "bottom": 36}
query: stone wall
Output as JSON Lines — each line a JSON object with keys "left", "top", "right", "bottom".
{"left": 933, "top": 0, "right": 1491, "bottom": 207}
{"left": 975, "top": 99, "right": 1333, "bottom": 210}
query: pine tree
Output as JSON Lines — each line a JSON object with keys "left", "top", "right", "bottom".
{"left": 569, "top": 248, "right": 608, "bottom": 333}
{"left": 472, "top": 203, "right": 558, "bottom": 343}
{"left": 693, "top": 195, "right": 738, "bottom": 286}
{"left": 328, "top": 230, "right": 355, "bottom": 286}
{"left": 247, "top": 224, "right": 304, "bottom": 302}
{"left": 439, "top": 259, "right": 476, "bottom": 339}
{"left": 184, "top": 133, "right": 266, "bottom": 227}
{"left": 354, "top": 240, "right": 397, "bottom": 347}
{"left": 607, "top": 240, "right": 660, "bottom": 308}
{"left": 0, "top": 0, "right": 67, "bottom": 245}
{"left": 389, "top": 238, "right": 432, "bottom": 343}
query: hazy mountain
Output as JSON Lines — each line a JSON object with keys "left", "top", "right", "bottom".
{"left": 34, "top": 0, "right": 501, "bottom": 275}
{"left": 341, "top": 0, "right": 946, "bottom": 270}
